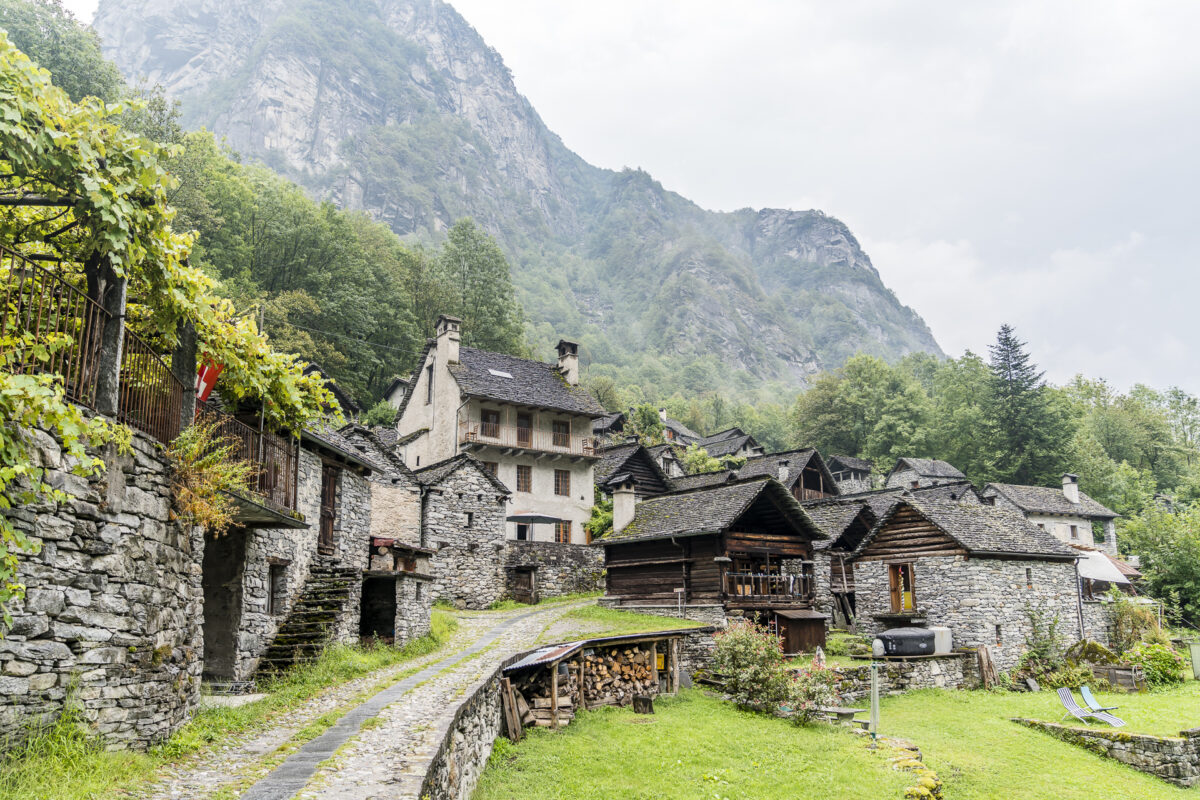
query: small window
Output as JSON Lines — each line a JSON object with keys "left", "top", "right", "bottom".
{"left": 487, "top": 368, "right": 513, "bottom": 379}
{"left": 516, "top": 523, "right": 529, "bottom": 541}
{"left": 995, "top": 624, "right": 1003, "bottom": 646}
{"left": 554, "top": 520, "right": 571, "bottom": 544}
{"left": 482, "top": 461, "right": 499, "bottom": 476}
{"left": 516, "top": 464, "right": 532, "bottom": 493}
{"left": 415, "top": 583, "right": 423, "bottom": 602}
{"left": 465, "top": 512, "right": 474, "bottom": 528}
{"left": 268, "top": 564, "right": 286, "bottom": 616}
{"left": 425, "top": 363, "right": 434, "bottom": 404}
{"left": 911, "top": 480, "right": 920, "bottom": 489}
{"left": 1070, "top": 525, "right": 1079, "bottom": 540}
{"left": 1025, "top": 567, "right": 1033, "bottom": 589}
{"left": 1037, "top": 523, "right": 1045, "bottom": 530}
{"left": 888, "top": 563, "right": 916, "bottom": 613}
{"left": 554, "top": 469, "right": 570, "bottom": 496}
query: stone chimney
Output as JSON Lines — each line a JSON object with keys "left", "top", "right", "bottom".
{"left": 556, "top": 339, "right": 579, "bottom": 385}
{"left": 658, "top": 408, "right": 667, "bottom": 422}
{"left": 1062, "top": 473, "right": 1080, "bottom": 504}
{"left": 613, "top": 480, "right": 637, "bottom": 535}
{"left": 435, "top": 314, "right": 461, "bottom": 364}
{"left": 777, "top": 459, "right": 791, "bottom": 484}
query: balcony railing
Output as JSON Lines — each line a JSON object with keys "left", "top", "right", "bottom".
{"left": 459, "top": 419, "right": 596, "bottom": 457}
{"left": 2, "top": 245, "right": 299, "bottom": 514}
{"left": 726, "top": 570, "right": 814, "bottom": 603}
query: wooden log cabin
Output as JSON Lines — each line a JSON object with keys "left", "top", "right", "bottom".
{"left": 599, "top": 476, "right": 829, "bottom": 652}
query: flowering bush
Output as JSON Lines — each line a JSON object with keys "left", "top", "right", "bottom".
{"left": 710, "top": 620, "right": 790, "bottom": 710}
{"left": 1125, "top": 642, "right": 1187, "bottom": 687}
{"left": 787, "top": 658, "right": 840, "bottom": 725}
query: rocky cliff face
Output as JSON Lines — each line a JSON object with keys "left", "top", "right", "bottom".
{"left": 94, "top": 0, "right": 942, "bottom": 389}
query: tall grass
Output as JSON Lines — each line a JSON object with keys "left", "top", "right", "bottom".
{"left": 0, "top": 610, "right": 458, "bottom": 800}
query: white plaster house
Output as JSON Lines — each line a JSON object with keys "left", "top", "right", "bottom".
{"left": 981, "top": 474, "right": 1119, "bottom": 556}
{"left": 393, "top": 316, "right": 606, "bottom": 544}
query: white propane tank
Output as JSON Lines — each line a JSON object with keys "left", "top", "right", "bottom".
{"left": 872, "top": 637, "right": 886, "bottom": 658}
{"left": 930, "top": 626, "right": 952, "bottom": 655}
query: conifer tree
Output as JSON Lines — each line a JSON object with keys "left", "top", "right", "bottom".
{"left": 436, "top": 218, "right": 526, "bottom": 356}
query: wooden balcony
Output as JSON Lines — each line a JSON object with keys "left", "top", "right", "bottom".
{"left": 459, "top": 420, "right": 598, "bottom": 460}
{"left": 724, "top": 569, "right": 815, "bottom": 607}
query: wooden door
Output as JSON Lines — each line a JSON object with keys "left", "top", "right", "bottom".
{"left": 888, "top": 563, "right": 915, "bottom": 612}
{"left": 319, "top": 464, "right": 338, "bottom": 555}
{"left": 512, "top": 569, "right": 536, "bottom": 604}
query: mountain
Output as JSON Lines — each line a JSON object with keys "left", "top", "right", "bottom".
{"left": 93, "top": 0, "right": 942, "bottom": 396}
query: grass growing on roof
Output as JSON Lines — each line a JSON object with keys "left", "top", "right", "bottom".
{"left": 475, "top": 689, "right": 912, "bottom": 800}
{"left": 0, "top": 610, "right": 458, "bottom": 800}
{"left": 537, "top": 604, "right": 704, "bottom": 643}
{"left": 880, "top": 686, "right": 1200, "bottom": 799}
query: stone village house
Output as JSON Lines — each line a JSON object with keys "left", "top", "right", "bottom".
{"left": 392, "top": 316, "right": 606, "bottom": 604}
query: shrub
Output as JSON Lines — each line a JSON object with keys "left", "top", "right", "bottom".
{"left": 1033, "top": 663, "right": 1099, "bottom": 690}
{"left": 787, "top": 659, "right": 840, "bottom": 725}
{"left": 1109, "top": 589, "right": 1169, "bottom": 655}
{"left": 711, "top": 621, "right": 790, "bottom": 711}
{"left": 166, "top": 416, "right": 255, "bottom": 534}
{"left": 1125, "top": 642, "right": 1186, "bottom": 687}
{"left": 1021, "top": 607, "right": 1065, "bottom": 674}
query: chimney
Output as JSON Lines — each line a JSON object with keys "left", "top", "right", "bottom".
{"left": 435, "top": 314, "right": 461, "bottom": 364}
{"left": 777, "top": 459, "right": 791, "bottom": 484}
{"left": 658, "top": 408, "right": 667, "bottom": 422}
{"left": 556, "top": 339, "right": 579, "bottom": 385}
{"left": 612, "top": 480, "right": 637, "bottom": 534}
{"left": 1062, "top": 473, "right": 1080, "bottom": 504}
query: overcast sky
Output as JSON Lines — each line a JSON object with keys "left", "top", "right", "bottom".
{"left": 65, "top": 1, "right": 1200, "bottom": 392}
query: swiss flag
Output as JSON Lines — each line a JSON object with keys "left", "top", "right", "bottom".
{"left": 195, "top": 359, "right": 224, "bottom": 403}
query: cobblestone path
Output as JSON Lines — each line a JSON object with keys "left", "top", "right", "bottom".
{"left": 135, "top": 605, "right": 575, "bottom": 800}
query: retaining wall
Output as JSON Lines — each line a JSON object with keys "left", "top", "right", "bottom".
{"left": 826, "top": 654, "right": 978, "bottom": 703}
{"left": 1014, "top": 719, "right": 1200, "bottom": 787}
{"left": 502, "top": 541, "right": 603, "bottom": 600}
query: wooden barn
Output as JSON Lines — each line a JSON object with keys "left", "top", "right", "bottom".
{"left": 599, "top": 476, "right": 829, "bottom": 653}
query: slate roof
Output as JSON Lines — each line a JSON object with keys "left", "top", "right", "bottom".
{"left": 700, "top": 427, "right": 746, "bottom": 443}
{"left": 669, "top": 471, "right": 736, "bottom": 492}
{"left": 802, "top": 501, "right": 875, "bottom": 552}
{"left": 984, "top": 483, "right": 1118, "bottom": 520}
{"left": 413, "top": 453, "right": 511, "bottom": 496}
{"left": 600, "top": 477, "right": 825, "bottom": 545}
{"left": 301, "top": 423, "right": 380, "bottom": 472}
{"left": 889, "top": 457, "right": 966, "bottom": 480}
{"left": 662, "top": 416, "right": 701, "bottom": 443}
{"left": 837, "top": 481, "right": 981, "bottom": 517}
{"left": 447, "top": 345, "right": 606, "bottom": 417}
{"left": 828, "top": 454, "right": 872, "bottom": 473}
{"left": 855, "top": 499, "right": 1078, "bottom": 560}
{"left": 700, "top": 434, "right": 758, "bottom": 458}
{"left": 340, "top": 426, "right": 413, "bottom": 478}
{"left": 593, "top": 412, "right": 626, "bottom": 435}
{"left": 594, "top": 443, "right": 671, "bottom": 493}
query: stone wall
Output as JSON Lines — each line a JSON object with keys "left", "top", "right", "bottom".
{"left": 425, "top": 464, "right": 508, "bottom": 609}
{"left": 1, "top": 428, "right": 203, "bottom": 749}
{"left": 825, "top": 655, "right": 977, "bottom": 703}
{"left": 854, "top": 555, "right": 1080, "bottom": 671}
{"left": 503, "top": 541, "right": 603, "bottom": 600}
{"left": 595, "top": 600, "right": 723, "bottom": 675}
{"left": 1014, "top": 719, "right": 1200, "bottom": 787}
{"left": 396, "top": 574, "right": 433, "bottom": 644}
{"left": 1080, "top": 599, "right": 1115, "bottom": 648}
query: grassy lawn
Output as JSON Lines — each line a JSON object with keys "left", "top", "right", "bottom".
{"left": 475, "top": 689, "right": 912, "bottom": 800}
{"left": 482, "top": 591, "right": 603, "bottom": 612}
{"left": 880, "top": 684, "right": 1200, "bottom": 799}
{"left": 537, "top": 605, "right": 705, "bottom": 644}
{"left": 0, "top": 610, "right": 458, "bottom": 800}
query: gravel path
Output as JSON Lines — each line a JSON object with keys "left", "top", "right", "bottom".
{"left": 134, "top": 607, "right": 567, "bottom": 800}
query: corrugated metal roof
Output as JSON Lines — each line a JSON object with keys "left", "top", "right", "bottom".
{"left": 503, "top": 642, "right": 584, "bottom": 673}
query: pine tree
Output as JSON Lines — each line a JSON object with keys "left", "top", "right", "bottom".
{"left": 984, "top": 324, "right": 1069, "bottom": 484}
{"left": 436, "top": 218, "right": 526, "bottom": 356}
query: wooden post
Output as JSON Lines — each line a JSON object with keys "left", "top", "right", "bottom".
{"left": 671, "top": 638, "right": 681, "bottom": 694}
{"left": 550, "top": 663, "right": 559, "bottom": 730}
{"left": 650, "top": 641, "right": 658, "bottom": 694}
{"left": 172, "top": 320, "right": 197, "bottom": 432}
{"left": 576, "top": 658, "right": 585, "bottom": 711}
{"left": 93, "top": 256, "right": 126, "bottom": 417}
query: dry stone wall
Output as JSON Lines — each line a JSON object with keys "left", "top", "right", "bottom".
{"left": 1015, "top": 719, "right": 1200, "bottom": 787}
{"left": 502, "top": 541, "right": 603, "bottom": 600}
{"left": 826, "top": 655, "right": 977, "bottom": 703}
{"left": 1, "top": 428, "right": 203, "bottom": 749}
{"left": 855, "top": 555, "right": 1079, "bottom": 671}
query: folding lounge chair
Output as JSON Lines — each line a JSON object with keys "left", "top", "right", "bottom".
{"left": 1080, "top": 685, "right": 1118, "bottom": 713}
{"left": 1056, "top": 687, "right": 1126, "bottom": 728}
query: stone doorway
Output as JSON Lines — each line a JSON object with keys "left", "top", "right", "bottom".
{"left": 511, "top": 567, "right": 537, "bottom": 605}
{"left": 202, "top": 530, "right": 248, "bottom": 681}
{"left": 359, "top": 577, "right": 397, "bottom": 644}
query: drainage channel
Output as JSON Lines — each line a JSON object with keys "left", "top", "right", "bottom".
{"left": 239, "top": 607, "right": 554, "bottom": 800}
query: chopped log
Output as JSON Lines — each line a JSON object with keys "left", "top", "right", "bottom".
{"left": 977, "top": 645, "right": 998, "bottom": 689}
{"left": 532, "top": 695, "right": 574, "bottom": 709}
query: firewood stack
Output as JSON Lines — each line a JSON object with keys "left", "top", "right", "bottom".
{"left": 583, "top": 645, "right": 658, "bottom": 708}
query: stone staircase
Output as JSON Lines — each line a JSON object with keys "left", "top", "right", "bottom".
{"left": 255, "top": 565, "right": 359, "bottom": 676}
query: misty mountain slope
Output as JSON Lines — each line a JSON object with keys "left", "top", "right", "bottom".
{"left": 94, "top": 0, "right": 942, "bottom": 392}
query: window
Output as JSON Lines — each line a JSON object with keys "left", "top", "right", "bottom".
{"left": 516, "top": 464, "right": 532, "bottom": 493}
{"left": 481, "top": 408, "right": 501, "bottom": 439}
{"left": 1025, "top": 567, "right": 1033, "bottom": 589}
{"left": 554, "top": 469, "right": 570, "bottom": 496}
{"left": 911, "top": 480, "right": 920, "bottom": 489}
{"left": 1070, "top": 524, "right": 1079, "bottom": 540}
{"left": 482, "top": 461, "right": 499, "bottom": 476}
{"left": 1037, "top": 523, "right": 1045, "bottom": 530}
{"left": 552, "top": 419, "right": 570, "bottom": 448}
{"left": 517, "top": 413, "right": 532, "bottom": 446}
{"left": 268, "top": 564, "right": 286, "bottom": 616}
{"left": 515, "top": 523, "right": 529, "bottom": 541}
{"left": 995, "top": 624, "right": 1003, "bottom": 646}
{"left": 319, "top": 464, "right": 339, "bottom": 554}
{"left": 415, "top": 583, "right": 423, "bottom": 602}
{"left": 888, "top": 563, "right": 916, "bottom": 613}
{"left": 554, "top": 520, "right": 572, "bottom": 544}
{"left": 425, "top": 363, "right": 434, "bottom": 404}
{"left": 465, "top": 512, "right": 474, "bottom": 528}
